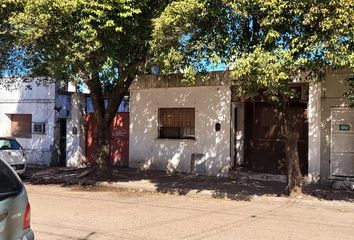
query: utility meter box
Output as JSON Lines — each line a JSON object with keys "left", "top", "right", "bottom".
{"left": 190, "top": 153, "right": 205, "bottom": 174}
{"left": 33, "top": 122, "right": 46, "bottom": 134}
{"left": 331, "top": 108, "right": 354, "bottom": 177}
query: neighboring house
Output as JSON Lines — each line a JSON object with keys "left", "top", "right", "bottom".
{"left": 0, "top": 79, "right": 57, "bottom": 165}
{"left": 0, "top": 78, "right": 86, "bottom": 167}
{"left": 317, "top": 69, "right": 354, "bottom": 184}
{"left": 129, "top": 69, "right": 354, "bottom": 184}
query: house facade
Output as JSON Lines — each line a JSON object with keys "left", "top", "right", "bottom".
{"left": 129, "top": 73, "right": 231, "bottom": 176}
{"left": 2, "top": 70, "right": 353, "bottom": 185}
{"left": 318, "top": 69, "right": 354, "bottom": 183}
{"left": 0, "top": 79, "right": 57, "bottom": 165}
{"left": 129, "top": 69, "right": 353, "bottom": 184}
{"left": 0, "top": 79, "right": 86, "bottom": 167}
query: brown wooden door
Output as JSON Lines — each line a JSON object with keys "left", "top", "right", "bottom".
{"left": 244, "top": 102, "right": 308, "bottom": 175}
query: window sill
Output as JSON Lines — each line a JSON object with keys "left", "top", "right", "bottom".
{"left": 11, "top": 136, "right": 32, "bottom": 139}
{"left": 156, "top": 138, "right": 196, "bottom": 142}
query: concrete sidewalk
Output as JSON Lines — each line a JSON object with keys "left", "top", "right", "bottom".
{"left": 23, "top": 165, "right": 354, "bottom": 205}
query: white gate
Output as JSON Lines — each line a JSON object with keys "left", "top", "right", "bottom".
{"left": 331, "top": 108, "right": 354, "bottom": 177}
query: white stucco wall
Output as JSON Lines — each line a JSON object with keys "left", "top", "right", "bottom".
{"left": 129, "top": 85, "right": 231, "bottom": 176}
{"left": 307, "top": 81, "right": 321, "bottom": 183}
{"left": 319, "top": 69, "right": 353, "bottom": 184}
{"left": 0, "top": 80, "right": 56, "bottom": 165}
{"left": 66, "top": 93, "right": 86, "bottom": 167}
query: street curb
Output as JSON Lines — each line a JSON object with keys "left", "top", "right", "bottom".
{"left": 95, "top": 181, "right": 354, "bottom": 211}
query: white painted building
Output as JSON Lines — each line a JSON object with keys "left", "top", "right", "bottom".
{"left": 64, "top": 92, "right": 87, "bottom": 167}
{"left": 4, "top": 70, "right": 353, "bottom": 184}
{"left": 317, "top": 69, "right": 354, "bottom": 184}
{"left": 129, "top": 70, "right": 354, "bottom": 183}
{"left": 0, "top": 79, "right": 86, "bottom": 166}
{"left": 0, "top": 79, "right": 57, "bottom": 165}
{"left": 129, "top": 74, "right": 232, "bottom": 176}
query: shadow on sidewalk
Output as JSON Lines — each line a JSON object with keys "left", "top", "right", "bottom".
{"left": 23, "top": 165, "right": 354, "bottom": 202}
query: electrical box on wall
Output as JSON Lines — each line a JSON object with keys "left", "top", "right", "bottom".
{"left": 33, "top": 123, "right": 46, "bottom": 134}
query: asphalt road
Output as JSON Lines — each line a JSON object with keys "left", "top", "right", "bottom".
{"left": 26, "top": 184, "right": 354, "bottom": 240}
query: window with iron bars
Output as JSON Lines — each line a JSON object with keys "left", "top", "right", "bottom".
{"left": 158, "top": 108, "right": 195, "bottom": 139}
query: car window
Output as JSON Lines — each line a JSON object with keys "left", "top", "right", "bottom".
{"left": 0, "top": 139, "right": 21, "bottom": 150}
{"left": 0, "top": 160, "right": 22, "bottom": 200}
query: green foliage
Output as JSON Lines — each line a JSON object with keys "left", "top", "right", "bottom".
{"left": 345, "top": 75, "right": 354, "bottom": 107}
{"left": 232, "top": 47, "right": 295, "bottom": 102}
{"left": 3, "top": 0, "right": 170, "bottom": 172}
{"left": 8, "top": 0, "right": 167, "bottom": 88}
{"left": 152, "top": 0, "right": 354, "bottom": 106}
{"left": 151, "top": 0, "right": 237, "bottom": 74}
{"left": 0, "top": 0, "right": 25, "bottom": 77}
{"left": 151, "top": 0, "right": 354, "bottom": 194}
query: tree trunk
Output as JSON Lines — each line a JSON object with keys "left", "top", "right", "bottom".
{"left": 83, "top": 68, "right": 112, "bottom": 178}
{"left": 95, "top": 124, "right": 111, "bottom": 177}
{"left": 283, "top": 119, "right": 303, "bottom": 197}
{"left": 82, "top": 61, "right": 139, "bottom": 178}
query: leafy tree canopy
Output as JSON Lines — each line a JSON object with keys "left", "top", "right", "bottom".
{"left": 5, "top": 0, "right": 169, "bottom": 174}
{"left": 10, "top": 0, "right": 167, "bottom": 86}
{"left": 152, "top": 0, "right": 354, "bottom": 102}
{"left": 152, "top": 0, "right": 354, "bottom": 195}
{"left": 0, "top": 0, "right": 26, "bottom": 77}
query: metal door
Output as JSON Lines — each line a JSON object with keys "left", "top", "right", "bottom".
{"left": 85, "top": 113, "right": 129, "bottom": 167}
{"left": 110, "top": 113, "right": 129, "bottom": 167}
{"left": 244, "top": 102, "right": 308, "bottom": 175}
{"left": 85, "top": 114, "right": 97, "bottom": 165}
{"left": 331, "top": 108, "right": 354, "bottom": 177}
{"left": 59, "top": 119, "right": 67, "bottom": 167}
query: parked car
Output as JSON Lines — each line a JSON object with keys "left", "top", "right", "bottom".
{"left": 0, "top": 158, "right": 34, "bottom": 240}
{"left": 0, "top": 138, "right": 26, "bottom": 175}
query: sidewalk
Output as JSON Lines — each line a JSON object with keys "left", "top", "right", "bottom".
{"left": 23, "top": 165, "right": 354, "bottom": 205}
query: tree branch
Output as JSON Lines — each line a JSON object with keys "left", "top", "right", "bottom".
{"left": 103, "top": 60, "right": 142, "bottom": 125}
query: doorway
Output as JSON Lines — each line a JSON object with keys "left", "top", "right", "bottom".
{"left": 85, "top": 113, "right": 130, "bottom": 167}
{"left": 244, "top": 101, "right": 308, "bottom": 175}
{"left": 231, "top": 102, "right": 245, "bottom": 168}
{"left": 59, "top": 119, "right": 67, "bottom": 167}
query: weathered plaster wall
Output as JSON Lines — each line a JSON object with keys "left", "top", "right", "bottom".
{"left": 320, "top": 69, "right": 352, "bottom": 184}
{"left": 66, "top": 93, "right": 86, "bottom": 167}
{"left": 129, "top": 85, "right": 231, "bottom": 176}
{"left": 308, "top": 81, "right": 322, "bottom": 183}
{"left": 0, "top": 80, "right": 56, "bottom": 165}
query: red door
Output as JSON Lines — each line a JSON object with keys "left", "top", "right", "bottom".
{"left": 110, "top": 113, "right": 129, "bottom": 167}
{"left": 85, "top": 113, "right": 129, "bottom": 167}
{"left": 85, "top": 114, "right": 97, "bottom": 166}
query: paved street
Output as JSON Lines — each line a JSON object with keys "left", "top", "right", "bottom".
{"left": 27, "top": 184, "right": 354, "bottom": 240}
